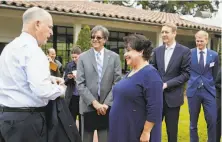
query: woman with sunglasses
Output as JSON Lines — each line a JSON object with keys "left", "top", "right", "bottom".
{"left": 109, "top": 34, "right": 163, "bottom": 142}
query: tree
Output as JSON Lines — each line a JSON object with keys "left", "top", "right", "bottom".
{"left": 95, "top": 0, "right": 220, "bottom": 15}
{"left": 76, "top": 25, "right": 91, "bottom": 51}
{"left": 95, "top": 0, "right": 137, "bottom": 7}
{"left": 138, "top": 1, "right": 220, "bottom": 15}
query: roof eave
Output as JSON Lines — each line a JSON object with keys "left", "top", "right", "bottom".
{"left": 0, "top": 4, "right": 221, "bottom": 34}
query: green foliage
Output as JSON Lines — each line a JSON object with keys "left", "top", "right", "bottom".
{"left": 138, "top": 1, "right": 219, "bottom": 15}
{"left": 97, "top": 0, "right": 220, "bottom": 15}
{"left": 76, "top": 25, "right": 91, "bottom": 52}
{"left": 95, "top": 0, "right": 124, "bottom": 5}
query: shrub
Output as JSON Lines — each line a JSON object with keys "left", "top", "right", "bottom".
{"left": 76, "top": 25, "right": 91, "bottom": 51}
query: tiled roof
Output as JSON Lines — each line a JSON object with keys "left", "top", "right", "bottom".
{"left": 0, "top": 0, "right": 221, "bottom": 32}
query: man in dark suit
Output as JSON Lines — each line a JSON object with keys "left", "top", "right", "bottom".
{"left": 187, "top": 30, "right": 219, "bottom": 142}
{"left": 76, "top": 25, "right": 122, "bottom": 142}
{"left": 151, "top": 22, "right": 191, "bottom": 142}
{"left": 216, "top": 68, "right": 221, "bottom": 142}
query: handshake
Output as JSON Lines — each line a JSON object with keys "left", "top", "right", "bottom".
{"left": 92, "top": 100, "right": 109, "bottom": 116}
{"left": 50, "top": 76, "right": 65, "bottom": 85}
{"left": 50, "top": 76, "right": 66, "bottom": 97}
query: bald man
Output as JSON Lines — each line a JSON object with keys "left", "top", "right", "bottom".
{"left": 0, "top": 7, "right": 65, "bottom": 142}
{"left": 47, "top": 48, "right": 63, "bottom": 77}
{"left": 187, "top": 30, "right": 219, "bottom": 142}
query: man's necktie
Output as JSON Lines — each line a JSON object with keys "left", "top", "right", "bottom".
{"left": 96, "top": 52, "right": 103, "bottom": 96}
{"left": 199, "top": 51, "right": 204, "bottom": 71}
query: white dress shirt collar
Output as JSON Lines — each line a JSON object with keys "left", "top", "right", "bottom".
{"left": 165, "top": 42, "right": 176, "bottom": 49}
{"left": 197, "top": 47, "right": 207, "bottom": 54}
{"left": 93, "top": 47, "right": 104, "bottom": 67}
{"left": 93, "top": 47, "right": 104, "bottom": 56}
{"left": 21, "top": 32, "right": 38, "bottom": 46}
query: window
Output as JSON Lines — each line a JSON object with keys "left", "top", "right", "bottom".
{"left": 42, "top": 26, "right": 73, "bottom": 66}
{"left": 106, "top": 31, "right": 141, "bottom": 73}
{"left": 0, "top": 43, "right": 7, "bottom": 55}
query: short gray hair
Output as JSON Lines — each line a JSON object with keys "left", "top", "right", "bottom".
{"left": 23, "top": 7, "right": 51, "bottom": 24}
{"left": 91, "top": 25, "right": 109, "bottom": 40}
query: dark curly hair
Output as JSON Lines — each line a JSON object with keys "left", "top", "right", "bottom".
{"left": 123, "top": 34, "right": 153, "bottom": 61}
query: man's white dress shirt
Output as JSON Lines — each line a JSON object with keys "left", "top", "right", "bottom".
{"left": 164, "top": 42, "right": 176, "bottom": 71}
{"left": 93, "top": 47, "right": 104, "bottom": 66}
{"left": 0, "top": 32, "right": 64, "bottom": 107}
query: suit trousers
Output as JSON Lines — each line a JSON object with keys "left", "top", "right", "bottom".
{"left": 0, "top": 112, "right": 47, "bottom": 142}
{"left": 81, "top": 115, "right": 108, "bottom": 142}
{"left": 188, "top": 87, "right": 217, "bottom": 142}
{"left": 69, "top": 95, "right": 81, "bottom": 136}
{"left": 162, "top": 95, "right": 180, "bottom": 142}
{"left": 216, "top": 95, "right": 221, "bottom": 142}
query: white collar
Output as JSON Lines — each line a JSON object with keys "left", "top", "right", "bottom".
{"left": 93, "top": 47, "right": 104, "bottom": 55}
{"left": 165, "top": 42, "right": 176, "bottom": 49}
{"left": 197, "top": 47, "right": 207, "bottom": 54}
{"left": 20, "top": 32, "right": 38, "bottom": 46}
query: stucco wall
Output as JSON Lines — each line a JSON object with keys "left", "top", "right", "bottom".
{"left": 0, "top": 8, "right": 220, "bottom": 53}
{"left": 0, "top": 17, "right": 22, "bottom": 43}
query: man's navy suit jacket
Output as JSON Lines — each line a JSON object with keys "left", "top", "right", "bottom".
{"left": 186, "top": 48, "right": 219, "bottom": 97}
{"left": 151, "top": 43, "right": 191, "bottom": 107}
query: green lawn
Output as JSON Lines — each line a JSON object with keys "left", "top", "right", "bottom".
{"left": 162, "top": 97, "right": 207, "bottom": 142}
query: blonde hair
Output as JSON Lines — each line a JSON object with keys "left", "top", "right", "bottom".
{"left": 162, "top": 22, "right": 177, "bottom": 32}
{"left": 195, "top": 30, "right": 209, "bottom": 39}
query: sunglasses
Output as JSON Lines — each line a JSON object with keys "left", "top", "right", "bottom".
{"left": 91, "top": 36, "right": 104, "bottom": 40}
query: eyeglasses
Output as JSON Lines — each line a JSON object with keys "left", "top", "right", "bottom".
{"left": 91, "top": 36, "right": 103, "bottom": 40}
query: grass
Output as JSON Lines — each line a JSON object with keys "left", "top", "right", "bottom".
{"left": 161, "top": 97, "right": 207, "bottom": 142}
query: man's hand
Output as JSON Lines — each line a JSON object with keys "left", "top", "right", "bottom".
{"left": 92, "top": 101, "right": 108, "bottom": 115}
{"left": 163, "top": 83, "right": 167, "bottom": 90}
{"left": 47, "top": 55, "right": 53, "bottom": 62}
{"left": 67, "top": 74, "right": 75, "bottom": 79}
{"left": 98, "top": 104, "right": 109, "bottom": 115}
{"left": 50, "top": 76, "right": 65, "bottom": 85}
{"left": 103, "top": 104, "right": 109, "bottom": 110}
{"left": 140, "top": 131, "right": 150, "bottom": 142}
{"left": 56, "top": 77, "right": 65, "bottom": 85}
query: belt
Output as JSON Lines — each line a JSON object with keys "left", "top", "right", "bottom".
{"left": 0, "top": 106, "right": 46, "bottom": 112}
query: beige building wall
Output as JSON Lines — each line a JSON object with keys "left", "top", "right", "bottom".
{"left": 177, "top": 34, "right": 195, "bottom": 49}
{"left": 0, "top": 8, "right": 220, "bottom": 53}
{"left": 0, "top": 17, "right": 22, "bottom": 43}
{"left": 142, "top": 31, "right": 157, "bottom": 47}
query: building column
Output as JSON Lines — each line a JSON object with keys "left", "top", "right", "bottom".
{"left": 207, "top": 36, "right": 211, "bottom": 49}
{"left": 156, "top": 32, "right": 163, "bottom": 47}
{"left": 73, "top": 24, "right": 82, "bottom": 44}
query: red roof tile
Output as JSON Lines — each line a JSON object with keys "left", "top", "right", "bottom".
{"left": 0, "top": 0, "right": 221, "bottom": 32}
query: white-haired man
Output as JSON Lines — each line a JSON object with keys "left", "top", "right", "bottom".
{"left": 0, "top": 7, "right": 66, "bottom": 142}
